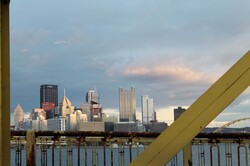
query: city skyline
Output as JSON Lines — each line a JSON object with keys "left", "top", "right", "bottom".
{"left": 12, "top": 85, "right": 157, "bottom": 123}
{"left": 10, "top": 1, "right": 250, "bottom": 127}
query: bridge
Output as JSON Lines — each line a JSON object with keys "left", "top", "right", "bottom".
{"left": 1, "top": 0, "right": 250, "bottom": 165}
{"left": 214, "top": 118, "right": 250, "bottom": 133}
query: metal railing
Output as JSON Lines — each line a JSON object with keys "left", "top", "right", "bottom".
{"left": 11, "top": 131, "right": 250, "bottom": 166}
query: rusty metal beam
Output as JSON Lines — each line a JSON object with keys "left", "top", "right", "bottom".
{"left": 13, "top": 131, "right": 250, "bottom": 138}
{"left": 130, "top": 51, "right": 250, "bottom": 165}
{"left": 10, "top": 131, "right": 250, "bottom": 139}
{"left": 0, "top": 0, "right": 10, "bottom": 166}
{"left": 11, "top": 130, "right": 161, "bottom": 138}
{"left": 26, "top": 130, "right": 36, "bottom": 166}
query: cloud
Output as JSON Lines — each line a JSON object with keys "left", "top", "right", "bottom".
{"left": 209, "top": 118, "right": 250, "bottom": 128}
{"left": 10, "top": 0, "right": 250, "bottom": 127}
{"left": 54, "top": 40, "right": 67, "bottom": 45}
{"left": 238, "top": 99, "right": 250, "bottom": 106}
{"left": 27, "top": 29, "right": 50, "bottom": 45}
{"left": 207, "top": 121, "right": 229, "bottom": 128}
{"left": 106, "top": 54, "right": 217, "bottom": 86}
{"left": 156, "top": 107, "right": 174, "bottom": 124}
{"left": 123, "top": 66, "right": 205, "bottom": 83}
{"left": 26, "top": 54, "right": 52, "bottom": 68}
{"left": 102, "top": 108, "right": 119, "bottom": 117}
{"left": 20, "top": 48, "right": 28, "bottom": 53}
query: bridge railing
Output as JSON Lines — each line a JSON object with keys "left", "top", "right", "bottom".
{"left": 11, "top": 130, "right": 250, "bottom": 166}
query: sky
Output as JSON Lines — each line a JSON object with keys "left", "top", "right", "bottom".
{"left": 10, "top": 0, "right": 250, "bottom": 127}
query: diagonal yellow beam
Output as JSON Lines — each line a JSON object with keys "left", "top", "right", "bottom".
{"left": 0, "top": 0, "right": 10, "bottom": 165}
{"left": 130, "top": 51, "right": 250, "bottom": 166}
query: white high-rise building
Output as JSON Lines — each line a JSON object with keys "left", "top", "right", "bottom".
{"left": 119, "top": 87, "right": 136, "bottom": 122}
{"left": 14, "top": 104, "right": 24, "bottom": 129}
{"left": 47, "top": 117, "right": 66, "bottom": 131}
{"left": 141, "top": 95, "right": 155, "bottom": 124}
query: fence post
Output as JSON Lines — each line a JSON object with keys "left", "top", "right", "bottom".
{"left": 26, "top": 130, "right": 36, "bottom": 166}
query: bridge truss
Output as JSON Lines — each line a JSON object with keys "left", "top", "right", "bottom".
{"left": 214, "top": 117, "right": 250, "bottom": 133}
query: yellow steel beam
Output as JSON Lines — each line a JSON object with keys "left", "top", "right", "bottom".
{"left": 130, "top": 51, "right": 250, "bottom": 166}
{"left": 183, "top": 142, "right": 192, "bottom": 166}
{"left": 0, "top": 0, "right": 10, "bottom": 166}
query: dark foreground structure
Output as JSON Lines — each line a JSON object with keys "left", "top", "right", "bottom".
{"left": 11, "top": 130, "right": 250, "bottom": 166}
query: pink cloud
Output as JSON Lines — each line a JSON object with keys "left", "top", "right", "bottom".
{"left": 123, "top": 65, "right": 206, "bottom": 83}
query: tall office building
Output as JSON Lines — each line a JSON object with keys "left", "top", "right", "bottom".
{"left": 141, "top": 95, "right": 155, "bottom": 124}
{"left": 59, "top": 94, "right": 75, "bottom": 117}
{"left": 40, "top": 84, "right": 58, "bottom": 108}
{"left": 86, "top": 90, "right": 99, "bottom": 104}
{"left": 14, "top": 104, "right": 24, "bottom": 129}
{"left": 81, "top": 89, "right": 102, "bottom": 122}
{"left": 174, "top": 106, "right": 186, "bottom": 121}
{"left": 119, "top": 87, "right": 136, "bottom": 122}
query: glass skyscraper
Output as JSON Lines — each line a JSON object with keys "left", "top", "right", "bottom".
{"left": 141, "top": 95, "right": 154, "bottom": 124}
{"left": 40, "top": 84, "right": 58, "bottom": 108}
{"left": 119, "top": 87, "right": 136, "bottom": 122}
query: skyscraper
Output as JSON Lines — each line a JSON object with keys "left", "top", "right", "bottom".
{"left": 60, "top": 94, "right": 75, "bottom": 117}
{"left": 119, "top": 87, "right": 136, "bottom": 122}
{"left": 86, "top": 90, "right": 99, "bottom": 104}
{"left": 14, "top": 104, "right": 24, "bottom": 129}
{"left": 40, "top": 84, "right": 58, "bottom": 108}
{"left": 83, "top": 89, "right": 102, "bottom": 122}
{"left": 141, "top": 95, "right": 155, "bottom": 124}
{"left": 174, "top": 106, "right": 186, "bottom": 121}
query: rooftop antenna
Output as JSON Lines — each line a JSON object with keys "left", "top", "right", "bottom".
{"left": 95, "top": 86, "right": 98, "bottom": 94}
{"left": 64, "top": 88, "right": 66, "bottom": 97}
{"left": 95, "top": 86, "right": 99, "bottom": 100}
